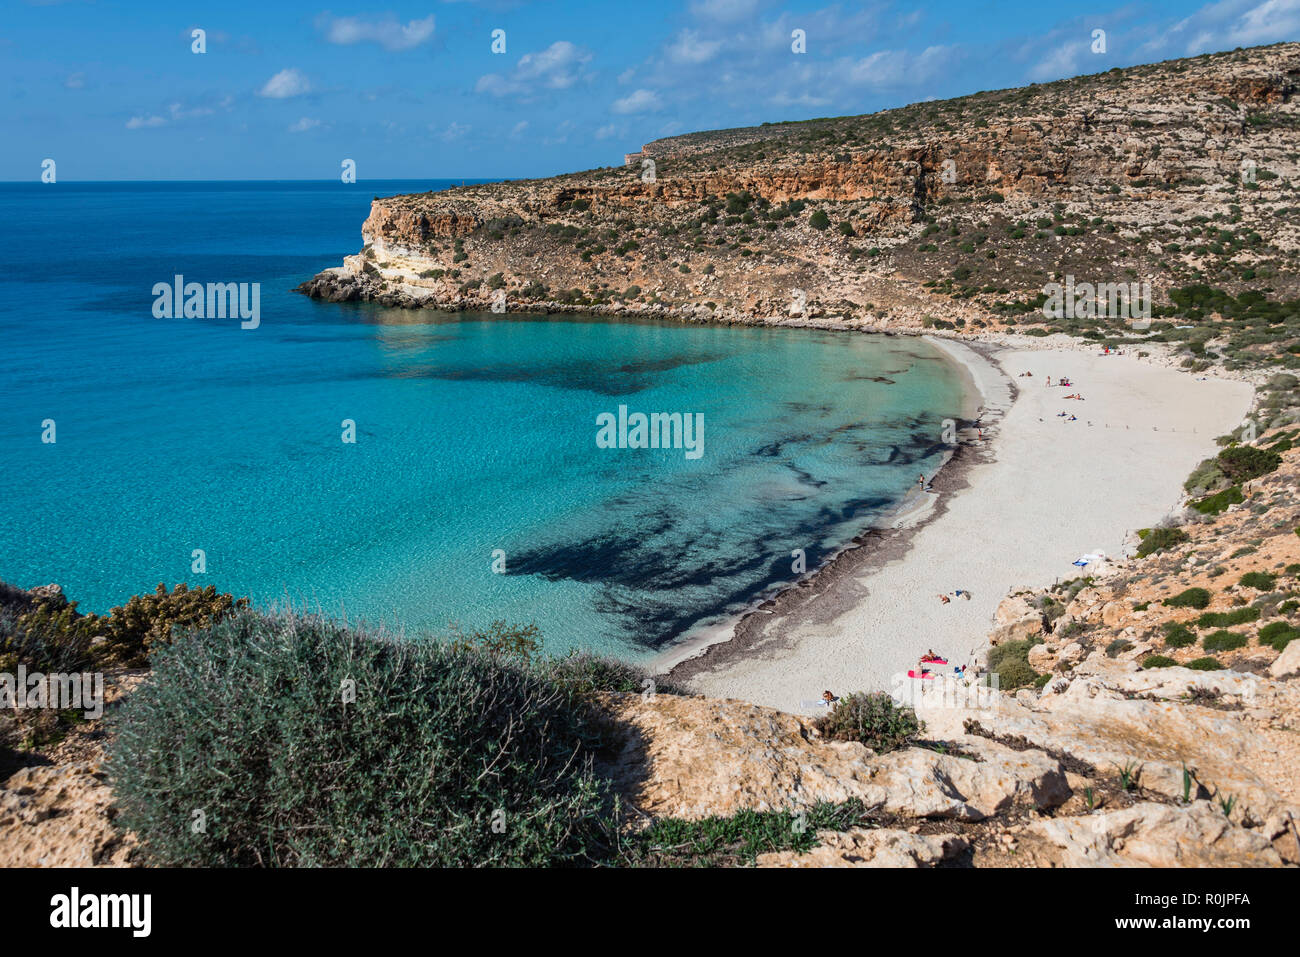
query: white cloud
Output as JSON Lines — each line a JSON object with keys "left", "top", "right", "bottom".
{"left": 667, "top": 29, "right": 723, "bottom": 64}
{"left": 594, "top": 123, "right": 619, "bottom": 140}
{"left": 64, "top": 72, "right": 85, "bottom": 90}
{"left": 125, "top": 95, "right": 229, "bottom": 130}
{"left": 612, "top": 88, "right": 663, "bottom": 114}
{"left": 843, "top": 45, "right": 956, "bottom": 89}
{"left": 1154, "top": 0, "right": 1300, "bottom": 56}
{"left": 288, "top": 117, "right": 320, "bottom": 133}
{"left": 1027, "top": 39, "right": 1090, "bottom": 82}
{"left": 510, "top": 120, "right": 529, "bottom": 137}
{"left": 476, "top": 41, "right": 593, "bottom": 97}
{"left": 258, "top": 68, "right": 310, "bottom": 99}
{"left": 318, "top": 13, "right": 436, "bottom": 51}
{"left": 168, "top": 101, "right": 214, "bottom": 120}
{"left": 439, "top": 121, "right": 470, "bottom": 141}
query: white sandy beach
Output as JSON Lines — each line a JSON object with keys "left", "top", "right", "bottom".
{"left": 665, "top": 339, "right": 1254, "bottom": 713}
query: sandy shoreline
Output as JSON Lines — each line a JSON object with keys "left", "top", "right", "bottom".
{"left": 653, "top": 335, "right": 1002, "bottom": 676}
{"left": 661, "top": 339, "right": 1254, "bottom": 713}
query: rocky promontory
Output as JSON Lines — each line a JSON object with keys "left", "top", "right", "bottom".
{"left": 299, "top": 42, "right": 1300, "bottom": 377}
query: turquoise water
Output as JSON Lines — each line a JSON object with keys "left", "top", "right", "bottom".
{"left": 0, "top": 181, "right": 967, "bottom": 660}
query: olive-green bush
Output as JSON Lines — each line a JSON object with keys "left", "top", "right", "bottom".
{"left": 1201, "top": 630, "right": 1247, "bottom": 653}
{"left": 814, "top": 692, "right": 922, "bottom": 754}
{"left": 109, "top": 609, "right": 618, "bottom": 867}
{"left": 1165, "top": 588, "right": 1212, "bottom": 610}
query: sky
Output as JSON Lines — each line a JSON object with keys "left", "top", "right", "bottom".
{"left": 4, "top": 0, "right": 1298, "bottom": 181}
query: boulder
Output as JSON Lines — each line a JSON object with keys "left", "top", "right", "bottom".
{"left": 1009, "top": 802, "right": 1282, "bottom": 867}
{"left": 990, "top": 595, "right": 1046, "bottom": 645}
{"left": 1027, "top": 643, "right": 1060, "bottom": 671}
{"left": 0, "top": 759, "right": 135, "bottom": 867}
{"left": 1058, "top": 641, "right": 1086, "bottom": 665}
{"left": 1269, "top": 640, "right": 1300, "bottom": 678}
{"left": 597, "top": 692, "right": 1070, "bottom": 822}
{"left": 920, "top": 671, "right": 1300, "bottom": 824}
{"left": 1101, "top": 601, "right": 1128, "bottom": 628}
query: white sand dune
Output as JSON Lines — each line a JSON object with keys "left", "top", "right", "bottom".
{"left": 670, "top": 340, "right": 1254, "bottom": 713}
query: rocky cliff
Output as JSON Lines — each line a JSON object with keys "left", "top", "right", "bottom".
{"left": 299, "top": 42, "right": 1300, "bottom": 378}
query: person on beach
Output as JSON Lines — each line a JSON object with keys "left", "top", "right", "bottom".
{"left": 917, "top": 473, "right": 926, "bottom": 491}
{"left": 1046, "top": 376, "right": 1051, "bottom": 386}
{"left": 821, "top": 690, "right": 838, "bottom": 707}
{"left": 938, "top": 593, "right": 951, "bottom": 604}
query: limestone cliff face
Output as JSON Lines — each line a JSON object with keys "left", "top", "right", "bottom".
{"left": 299, "top": 41, "right": 1300, "bottom": 340}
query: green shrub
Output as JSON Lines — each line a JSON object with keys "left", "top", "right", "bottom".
{"left": 1239, "top": 571, "right": 1277, "bottom": 591}
{"left": 97, "top": 583, "right": 247, "bottom": 667}
{"left": 1184, "top": 458, "right": 1226, "bottom": 493}
{"left": 0, "top": 580, "right": 248, "bottom": 673}
{"left": 814, "top": 692, "right": 922, "bottom": 753}
{"left": 986, "top": 639, "right": 1041, "bottom": 689}
{"left": 1163, "top": 623, "right": 1197, "bottom": 648}
{"left": 1105, "top": 639, "right": 1133, "bottom": 658}
{"left": 1259, "top": 620, "right": 1300, "bottom": 650}
{"left": 109, "top": 609, "right": 616, "bottom": 867}
{"left": 1142, "top": 655, "right": 1177, "bottom": 669}
{"left": 808, "top": 210, "right": 831, "bottom": 230}
{"left": 1217, "top": 446, "right": 1282, "bottom": 483}
{"left": 991, "top": 656, "right": 1038, "bottom": 689}
{"left": 625, "top": 800, "right": 866, "bottom": 867}
{"left": 1201, "top": 630, "right": 1247, "bottom": 652}
{"left": 1191, "top": 486, "right": 1243, "bottom": 515}
{"left": 1197, "top": 607, "right": 1259, "bottom": 628}
{"left": 1186, "top": 657, "right": 1225, "bottom": 671}
{"left": 1137, "top": 527, "right": 1189, "bottom": 557}
{"left": 542, "top": 652, "right": 683, "bottom": 697}
{"left": 1165, "top": 588, "right": 1212, "bottom": 609}
{"left": 0, "top": 583, "right": 101, "bottom": 673}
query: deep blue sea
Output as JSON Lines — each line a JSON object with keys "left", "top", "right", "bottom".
{"left": 0, "top": 180, "right": 966, "bottom": 661}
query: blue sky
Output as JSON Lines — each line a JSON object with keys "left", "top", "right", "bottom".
{"left": 5, "top": 0, "right": 1297, "bottom": 180}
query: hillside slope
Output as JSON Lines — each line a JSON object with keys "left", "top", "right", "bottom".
{"left": 300, "top": 42, "right": 1299, "bottom": 378}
